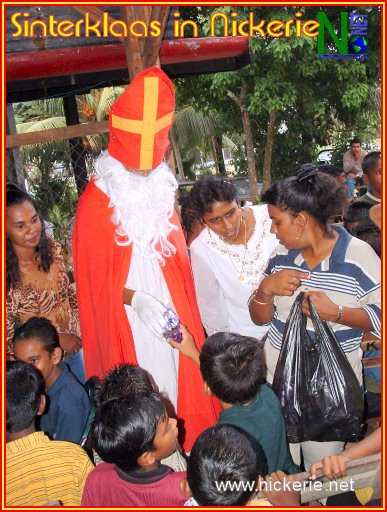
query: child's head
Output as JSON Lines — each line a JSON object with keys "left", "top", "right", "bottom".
{"left": 362, "top": 151, "right": 381, "bottom": 197}
{"left": 199, "top": 332, "right": 266, "bottom": 404}
{"left": 94, "top": 363, "right": 156, "bottom": 408}
{"left": 317, "top": 164, "right": 346, "bottom": 185}
{"left": 351, "top": 221, "right": 381, "bottom": 258}
{"left": 185, "top": 424, "right": 266, "bottom": 506}
{"left": 343, "top": 201, "right": 372, "bottom": 233}
{"left": 12, "top": 317, "right": 62, "bottom": 386}
{"left": 6, "top": 360, "right": 45, "bottom": 434}
{"left": 92, "top": 393, "right": 178, "bottom": 471}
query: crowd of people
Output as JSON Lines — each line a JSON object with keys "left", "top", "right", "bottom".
{"left": 6, "top": 67, "right": 381, "bottom": 507}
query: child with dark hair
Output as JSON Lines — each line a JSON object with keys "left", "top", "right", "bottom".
{"left": 317, "top": 164, "right": 346, "bottom": 184}
{"left": 93, "top": 363, "right": 186, "bottom": 471}
{"left": 183, "top": 424, "right": 267, "bottom": 506}
{"left": 94, "top": 363, "right": 156, "bottom": 407}
{"left": 168, "top": 328, "right": 297, "bottom": 475}
{"left": 182, "top": 424, "right": 300, "bottom": 506}
{"left": 177, "top": 191, "right": 204, "bottom": 247}
{"left": 6, "top": 361, "right": 93, "bottom": 506}
{"left": 13, "top": 317, "right": 90, "bottom": 444}
{"left": 355, "top": 151, "right": 381, "bottom": 206}
{"left": 351, "top": 222, "right": 381, "bottom": 258}
{"left": 81, "top": 393, "right": 186, "bottom": 506}
{"left": 343, "top": 201, "right": 373, "bottom": 233}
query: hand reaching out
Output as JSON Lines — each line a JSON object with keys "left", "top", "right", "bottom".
{"left": 167, "top": 325, "right": 200, "bottom": 366}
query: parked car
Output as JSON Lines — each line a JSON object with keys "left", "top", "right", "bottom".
{"left": 316, "top": 148, "right": 334, "bottom": 164}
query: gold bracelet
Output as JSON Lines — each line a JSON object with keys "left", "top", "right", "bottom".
{"left": 252, "top": 296, "right": 274, "bottom": 306}
{"left": 334, "top": 305, "right": 343, "bottom": 323}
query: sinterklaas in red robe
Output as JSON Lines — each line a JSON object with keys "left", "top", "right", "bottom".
{"left": 72, "top": 179, "right": 219, "bottom": 451}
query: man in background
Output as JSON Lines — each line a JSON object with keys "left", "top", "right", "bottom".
{"left": 343, "top": 137, "right": 368, "bottom": 199}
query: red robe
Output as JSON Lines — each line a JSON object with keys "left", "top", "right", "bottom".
{"left": 72, "top": 180, "right": 218, "bottom": 450}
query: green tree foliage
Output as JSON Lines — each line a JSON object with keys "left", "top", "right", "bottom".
{"left": 177, "top": 6, "right": 380, "bottom": 194}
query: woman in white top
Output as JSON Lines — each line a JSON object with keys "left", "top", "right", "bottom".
{"left": 189, "top": 177, "right": 278, "bottom": 338}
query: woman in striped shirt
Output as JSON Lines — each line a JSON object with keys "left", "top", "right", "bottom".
{"left": 249, "top": 163, "right": 380, "bottom": 471}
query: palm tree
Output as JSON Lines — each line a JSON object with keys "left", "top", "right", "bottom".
{"left": 171, "top": 105, "right": 233, "bottom": 180}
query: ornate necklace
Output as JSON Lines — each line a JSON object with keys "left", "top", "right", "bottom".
{"left": 221, "top": 215, "right": 248, "bottom": 283}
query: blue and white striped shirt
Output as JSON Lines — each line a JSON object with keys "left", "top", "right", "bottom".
{"left": 264, "top": 225, "right": 381, "bottom": 354}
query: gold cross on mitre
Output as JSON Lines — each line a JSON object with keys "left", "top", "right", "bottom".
{"left": 111, "top": 76, "right": 173, "bottom": 170}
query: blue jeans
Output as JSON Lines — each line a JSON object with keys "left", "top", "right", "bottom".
{"left": 60, "top": 348, "right": 86, "bottom": 384}
{"left": 346, "top": 177, "right": 356, "bottom": 198}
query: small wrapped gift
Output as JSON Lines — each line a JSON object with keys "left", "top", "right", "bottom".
{"left": 162, "top": 308, "right": 183, "bottom": 343}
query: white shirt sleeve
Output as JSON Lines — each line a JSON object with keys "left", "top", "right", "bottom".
{"left": 190, "top": 239, "right": 230, "bottom": 336}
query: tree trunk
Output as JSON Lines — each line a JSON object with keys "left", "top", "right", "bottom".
{"left": 170, "top": 130, "right": 185, "bottom": 182}
{"left": 227, "top": 85, "right": 258, "bottom": 204}
{"left": 6, "top": 104, "right": 26, "bottom": 187}
{"left": 261, "top": 110, "right": 276, "bottom": 195}
{"left": 211, "top": 137, "right": 220, "bottom": 174}
{"left": 213, "top": 135, "right": 226, "bottom": 175}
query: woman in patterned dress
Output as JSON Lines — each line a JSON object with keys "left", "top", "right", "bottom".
{"left": 187, "top": 177, "right": 278, "bottom": 339}
{"left": 6, "top": 184, "right": 85, "bottom": 382}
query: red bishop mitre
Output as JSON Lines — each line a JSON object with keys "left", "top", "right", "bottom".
{"left": 108, "top": 66, "right": 175, "bottom": 171}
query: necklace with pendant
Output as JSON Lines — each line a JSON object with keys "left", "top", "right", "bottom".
{"left": 221, "top": 215, "right": 248, "bottom": 282}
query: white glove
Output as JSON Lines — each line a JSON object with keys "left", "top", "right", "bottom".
{"left": 131, "top": 291, "right": 167, "bottom": 338}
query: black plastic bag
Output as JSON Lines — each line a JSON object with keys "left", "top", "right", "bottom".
{"left": 272, "top": 293, "right": 364, "bottom": 443}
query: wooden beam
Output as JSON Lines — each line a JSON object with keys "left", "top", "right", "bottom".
{"left": 254, "top": 453, "right": 380, "bottom": 504}
{"left": 135, "top": 6, "right": 152, "bottom": 55}
{"left": 300, "top": 454, "right": 380, "bottom": 504}
{"left": 142, "top": 6, "right": 170, "bottom": 68}
{"left": 6, "top": 121, "right": 109, "bottom": 149}
{"left": 120, "top": 6, "right": 144, "bottom": 80}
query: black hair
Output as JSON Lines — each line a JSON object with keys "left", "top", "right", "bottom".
{"left": 343, "top": 201, "right": 372, "bottom": 225}
{"left": 351, "top": 221, "right": 381, "bottom": 258}
{"left": 317, "top": 164, "right": 344, "bottom": 178}
{"left": 187, "top": 424, "right": 266, "bottom": 506}
{"left": 362, "top": 151, "right": 381, "bottom": 176}
{"left": 199, "top": 332, "right": 266, "bottom": 404}
{"left": 177, "top": 191, "right": 200, "bottom": 236}
{"left": 189, "top": 177, "right": 238, "bottom": 219}
{"left": 13, "top": 317, "right": 60, "bottom": 355}
{"left": 350, "top": 137, "right": 361, "bottom": 146}
{"left": 94, "top": 363, "right": 156, "bottom": 408}
{"left": 262, "top": 163, "right": 347, "bottom": 237}
{"left": 92, "top": 393, "right": 167, "bottom": 471}
{"left": 6, "top": 360, "right": 45, "bottom": 433}
{"left": 6, "top": 183, "right": 53, "bottom": 293}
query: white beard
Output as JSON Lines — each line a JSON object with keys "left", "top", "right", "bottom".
{"left": 94, "top": 151, "right": 178, "bottom": 265}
